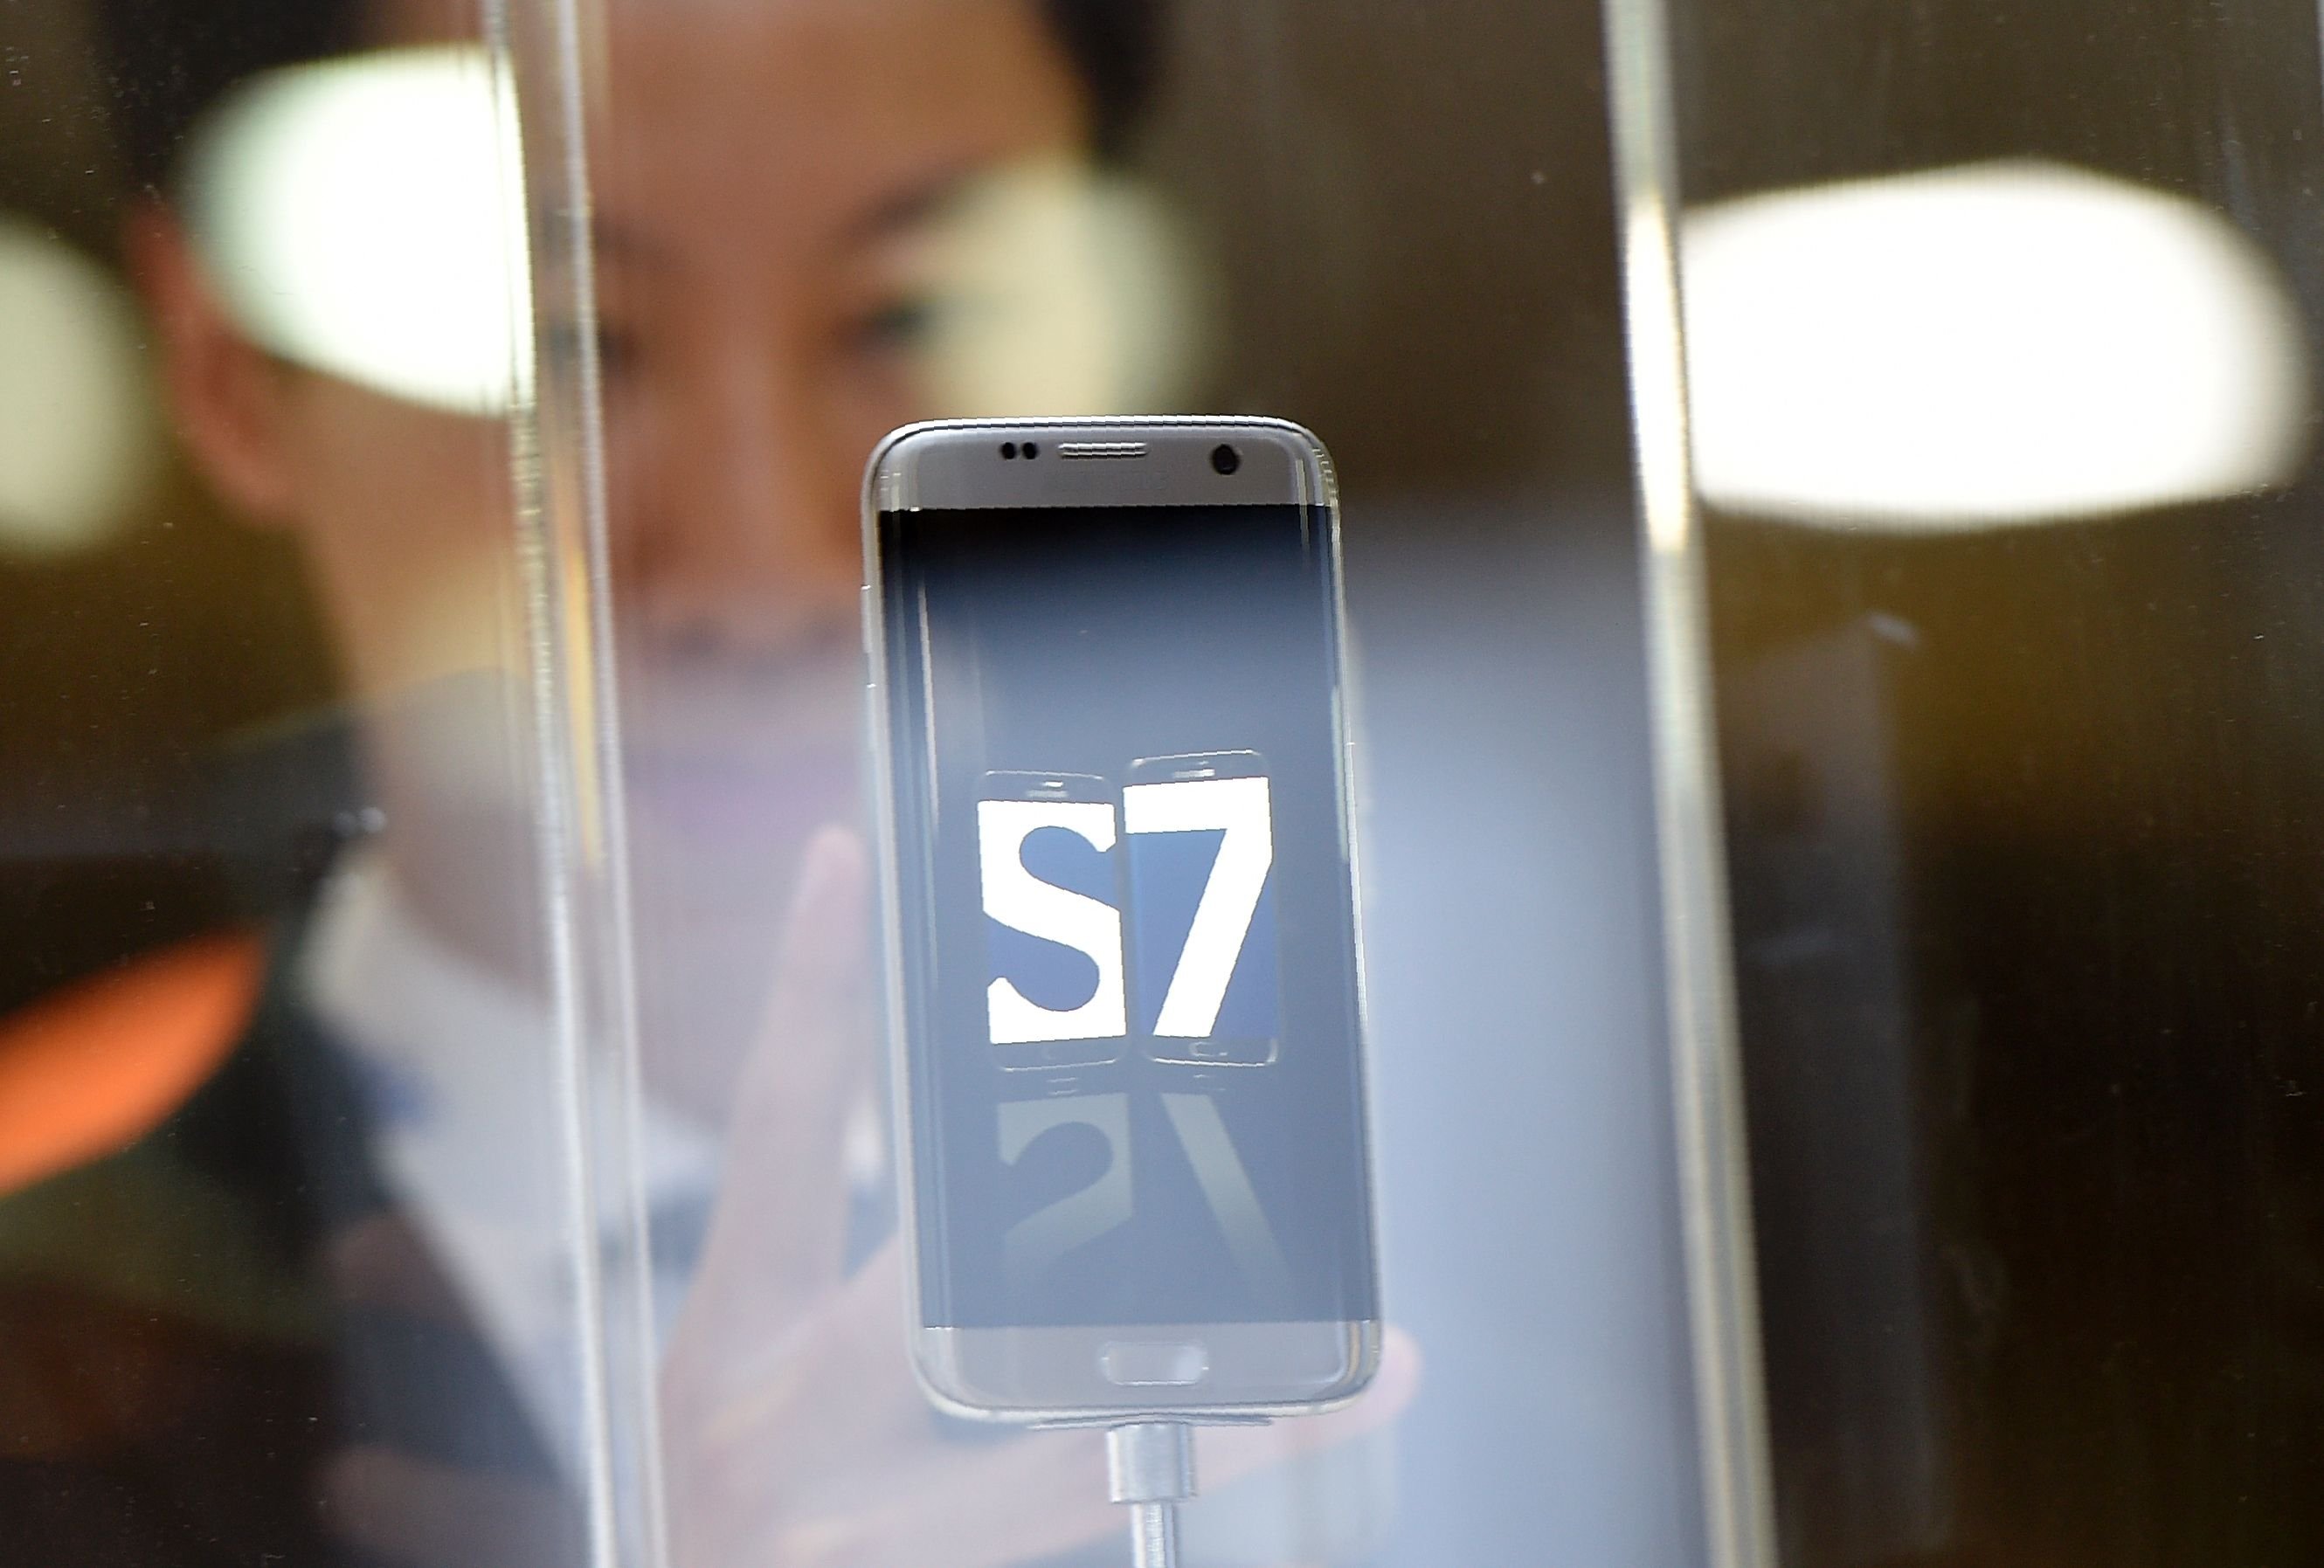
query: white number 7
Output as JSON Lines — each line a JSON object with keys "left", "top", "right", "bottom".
{"left": 1123, "top": 775, "right": 1273, "bottom": 1037}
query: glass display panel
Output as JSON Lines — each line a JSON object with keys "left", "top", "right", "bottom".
{"left": 1615, "top": 0, "right": 2324, "bottom": 1563}
{"left": 0, "top": 0, "right": 627, "bottom": 1564}
{"left": 1, "top": 0, "right": 1706, "bottom": 1563}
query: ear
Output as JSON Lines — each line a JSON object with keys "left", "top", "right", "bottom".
{"left": 122, "top": 202, "right": 303, "bottom": 527}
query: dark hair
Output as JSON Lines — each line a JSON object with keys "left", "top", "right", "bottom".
{"left": 99, "top": 0, "right": 365, "bottom": 195}
{"left": 1044, "top": 0, "right": 1165, "bottom": 158}
{"left": 100, "top": 0, "right": 1164, "bottom": 197}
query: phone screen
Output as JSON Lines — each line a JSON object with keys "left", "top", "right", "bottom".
{"left": 877, "top": 502, "right": 1376, "bottom": 1331}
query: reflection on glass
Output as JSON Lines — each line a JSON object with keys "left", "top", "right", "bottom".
{"left": 1629, "top": 0, "right": 2324, "bottom": 1562}
{"left": 0, "top": 217, "right": 160, "bottom": 556}
{"left": 2, "top": 0, "right": 579, "bottom": 1561}
{"left": 915, "top": 154, "right": 1210, "bottom": 415}
{"left": 184, "top": 45, "right": 534, "bottom": 414}
{"left": 1684, "top": 160, "right": 2311, "bottom": 527}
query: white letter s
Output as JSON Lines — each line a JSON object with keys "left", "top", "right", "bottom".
{"left": 979, "top": 799, "right": 1127, "bottom": 1045}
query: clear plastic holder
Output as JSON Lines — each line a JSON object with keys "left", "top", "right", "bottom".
{"left": 493, "top": 0, "right": 662, "bottom": 1560}
{"left": 1599, "top": 7, "right": 1778, "bottom": 1568}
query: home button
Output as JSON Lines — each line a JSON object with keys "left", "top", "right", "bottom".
{"left": 1100, "top": 1341, "right": 1208, "bottom": 1387}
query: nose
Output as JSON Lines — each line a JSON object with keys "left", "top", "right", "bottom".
{"left": 613, "top": 339, "right": 861, "bottom": 660}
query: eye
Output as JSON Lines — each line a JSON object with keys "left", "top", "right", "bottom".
{"left": 849, "top": 294, "right": 942, "bottom": 357}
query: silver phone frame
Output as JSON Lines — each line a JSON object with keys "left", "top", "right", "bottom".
{"left": 860, "top": 417, "right": 1382, "bottom": 1422}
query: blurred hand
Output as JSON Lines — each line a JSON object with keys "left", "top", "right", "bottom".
{"left": 322, "top": 825, "right": 1417, "bottom": 1568}
{"left": 658, "top": 825, "right": 1421, "bottom": 1568}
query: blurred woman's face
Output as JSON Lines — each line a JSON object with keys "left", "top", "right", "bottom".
{"left": 158, "top": 0, "right": 1088, "bottom": 1113}
{"left": 584, "top": 0, "right": 1084, "bottom": 1109}
{"left": 577, "top": 0, "right": 1082, "bottom": 1105}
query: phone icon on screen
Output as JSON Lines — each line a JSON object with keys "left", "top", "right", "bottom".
{"left": 1124, "top": 752, "right": 1283, "bottom": 1067}
{"left": 978, "top": 770, "right": 1127, "bottom": 1071}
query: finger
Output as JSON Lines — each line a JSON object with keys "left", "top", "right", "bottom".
{"left": 679, "top": 825, "right": 873, "bottom": 1344}
{"left": 323, "top": 1447, "right": 584, "bottom": 1568}
{"left": 667, "top": 1240, "right": 931, "bottom": 1566}
{"left": 694, "top": 1240, "right": 917, "bottom": 1451}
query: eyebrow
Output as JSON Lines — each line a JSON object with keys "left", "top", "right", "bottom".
{"left": 840, "top": 162, "right": 979, "bottom": 247}
{"left": 530, "top": 160, "right": 989, "bottom": 270}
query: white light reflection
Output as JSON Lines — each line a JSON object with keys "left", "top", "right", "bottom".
{"left": 1681, "top": 160, "right": 2312, "bottom": 528}
{"left": 916, "top": 156, "right": 1208, "bottom": 417}
{"left": 0, "top": 218, "right": 161, "bottom": 558}
{"left": 184, "top": 45, "right": 532, "bottom": 416}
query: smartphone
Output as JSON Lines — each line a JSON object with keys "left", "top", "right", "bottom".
{"left": 1125, "top": 751, "right": 1282, "bottom": 1068}
{"left": 863, "top": 418, "right": 1380, "bottom": 1419}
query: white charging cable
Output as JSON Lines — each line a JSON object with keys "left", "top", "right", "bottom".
{"left": 1105, "top": 1421, "right": 1196, "bottom": 1568}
